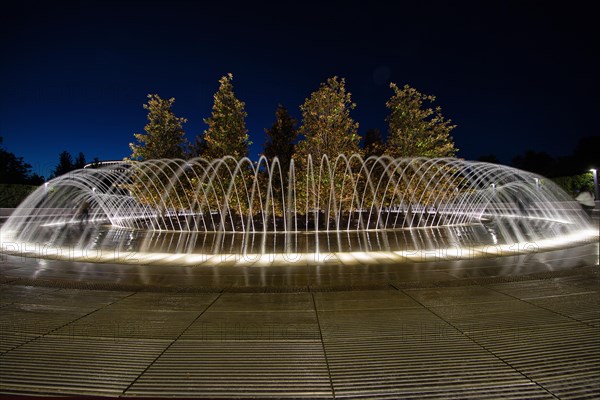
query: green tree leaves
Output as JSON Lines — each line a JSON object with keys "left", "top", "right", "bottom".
{"left": 129, "top": 94, "right": 188, "bottom": 161}
{"left": 295, "top": 77, "right": 361, "bottom": 163}
{"left": 198, "top": 73, "right": 250, "bottom": 160}
{"left": 129, "top": 78, "right": 459, "bottom": 163}
{"left": 385, "top": 83, "right": 457, "bottom": 158}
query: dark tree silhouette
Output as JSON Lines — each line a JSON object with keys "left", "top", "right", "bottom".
{"left": 74, "top": 152, "right": 86, "bottom": 169}
{"left": 1, "top": 137, "right": 32, "bottom": 184}
{"left": 263, "top": 105, "right": 298, "bottom": 173}
{"left": 363, "top": 128, "right": 384, "bottom": 158}
{"left": 0, "top": 136, "right": 43, "bottom": 184}
{"left": 52, "top": 151, "right": 75, "bottom": 177}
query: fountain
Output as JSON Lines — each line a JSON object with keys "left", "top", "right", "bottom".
{"left": 0, "top": 155, "right": 595, "bottom": 266}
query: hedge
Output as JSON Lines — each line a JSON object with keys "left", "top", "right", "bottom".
{"left": 552, "top": 172, "right": 594, "bottom": 198}
{"left": 0, "top": 184, "right": 39, "bottom": 208}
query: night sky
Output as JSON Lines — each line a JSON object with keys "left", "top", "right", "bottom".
{"left": 1, "top": 1, "right": 597, "bottom": 179}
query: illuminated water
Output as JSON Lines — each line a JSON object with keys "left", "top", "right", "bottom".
{"left": 1, "top": 156, "right": 595, "bottom": 265}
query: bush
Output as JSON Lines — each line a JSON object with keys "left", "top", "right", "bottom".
{"left": 552, "top": 172, "right": 594, "bottom": 198}
{"left": 0, "top": 184, "right": 39, "bottom": 208}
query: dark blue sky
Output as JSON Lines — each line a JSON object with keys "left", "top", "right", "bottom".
{"left": 1, "top": 1, "right": 598, "bottom": 179}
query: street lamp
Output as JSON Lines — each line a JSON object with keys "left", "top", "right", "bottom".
{"left": 590, "top": 169, "right": 600, "bottom": 223}
{"left": 591, "top": 169, "right": 599, "bottom": 202}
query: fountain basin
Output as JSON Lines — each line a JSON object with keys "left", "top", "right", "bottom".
{"left": 1, "top": 156, "right": 595, "bottom": 266}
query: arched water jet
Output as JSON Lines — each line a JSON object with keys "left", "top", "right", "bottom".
{"left": 0, "top": 156, "right": 595, "bottom": 266}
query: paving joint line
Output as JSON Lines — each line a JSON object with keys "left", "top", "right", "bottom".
{"left": 0, "top": 289, "right": 138, "bottom": 355}
{"left": 0, "top": 284, "right": 63, "bottom": 309}
{"left": 121, "top": 291, "right": 223, "bottom": 396}
{"left": 485, "top": 284, "right": 599, "bottom": 330}
{"left": 0, "top": 277, "right": 21, "bottom": 285}
{"left": 400, "top": 288, "right": 561, "bottom": 400}
{"left": 311, "top": 292, "right": 336, "bottom": 399}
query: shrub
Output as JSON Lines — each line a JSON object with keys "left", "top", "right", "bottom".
{"left": 0, "top": 184, "right": 38, "bottom": 208}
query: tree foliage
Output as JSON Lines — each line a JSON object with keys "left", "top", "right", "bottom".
{"left": 129, "top": 94, "right": 188, "bottom": 161}
{"left": 511, "top": 136, "right": 600, "bottom": 178}
{"left": 295, "top": 76, "right": 361, "bottom": 163}
{"left": 363, "top": 128, "right": 385, "bottom": 158}
{"left": 385, "top": 83, "right": 457, "bottom": 158}
{"left": 0, "top": 136, "right": 39, "bottom": 184}
{"left": 0, "top": 184, "right": 39, "bottom": 207}
{"left": 553, "top": 172, "right": 594, "bottom": 197}
{"left": 291, "top": 77, "right": 363, "bottom": 217}
{"left": 52, "top": 150, "right": 75, "bottom": 177}
{"left": 197, "top": 73, "right": 250, "bottom": 159}
{"left": 261, "top": 105, "right": 298, "bottom": 216}
{"left": 74, "top": 152, "right": 86, "bottom": 169}
{"left": 263, "top": 105, "right": 298, "bottom": 172}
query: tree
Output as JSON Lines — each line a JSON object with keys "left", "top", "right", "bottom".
{"left": 129, "top": 94, "right": 188, "bottom": 161}
{"left": 196, "top": 73, "right": 250, "bottom": 159}
{"left": 571, "top": 136, "right": 600, "bottom": 172}
{"left": 127, "top": 95, "right": 188, "bottom": 217}
{"left": 292, "top": 77, "right": 362, "bottom": 224}
{"left": 363, "top": 128, "right": 385, "bottom": 158}
{"left": 27, "top": 173, "right": 45, "bottom": 185}
{"left": 183, "top": 74, "right": 251, "bottom": 223}
{"left": 555, "top": 135, "right": 600, "bottom": 176}
{"left": 261, "top": 105, "right": 298, "bottom": 217}
{"left": 385, "top": 83, "right": 457, "bottom": 158}
{"left": 90, "top": 157, "right": 101, "bottom": 168}
{"left": 263, "top": 105, "right": 298, "bottom": 173}
{"left": 295, "top": 76, "right": 361, "bottom": 162}
{"left": 74, "top": 152, "right": 86, "bottom": 169}
{"left": 553, "top": 172, "right": 594, "bottom": 197}
{"left": 0, "top": 136, "right": 35, "bottom": 184}
{"left": 52, "top": 150, "right": 75, "bottom": 177}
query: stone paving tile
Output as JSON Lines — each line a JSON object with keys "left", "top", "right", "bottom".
{"left": 125, "top": 340, "right": 332, "bottom": 398}
{"left": 34, "top": 288, "right": 131, "bottom": 310}
{"left": 469, "top": 323, "right": 600, "bottom": 399}
{"left": 0, "top": 259, "right": 598, "bottom": 398}
{"left": 430, "top": 300, "right": 575, "bottom": 333}
{"left": 487, "top": 279, "right": 595, "bottom": 299}
{"left": 404, "top": 286, "right": 514, "bottom": 306}
{"left": 209, "top": 292, "right": 314, "bottom": 312}
{"left": 0, "top": 285, "right": 59, "bottom": 306}
{"left": 0, "top": 330, "right": 40, "bottom": 354}
{"left": 313, "top": 289, "right": 420, "bottom": 310}
{"left": 0, "top": 303, "right": 93, "bottom": 336}
{"left": 318, "top": 306, "right": 553, "bottom": 399}
{"left": 108, "top": 292, "right": 218, "bottom": 311}
{"left": 182, "top": 310, "right": 321, "bottom": 341}
{"left": 529, "top": 292, "right": 600, "bottom": 327}
{"left": 550, "top": 275, "right": 600, "bottom": 292}
{"left": 53, "top": 308, "right": 202, "bottom": 340}
{"left": 318, "top": 307, "right": 449, "bottom": 342}
{"left": 0, "top": 335, "right": 169, "bottom": 396}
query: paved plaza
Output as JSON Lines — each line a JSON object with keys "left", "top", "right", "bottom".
{"left": 0, "top": 243, "right": 598, "bottom": 398}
